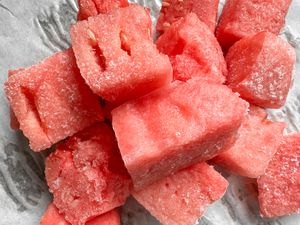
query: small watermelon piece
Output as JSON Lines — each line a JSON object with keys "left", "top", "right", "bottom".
{"left": 45, "top": 123, "right": 131, "bottom": 225}
{"left": 5, "top": 49, "right": 103, "bottom": 151}
{"left": 156, "top": 0, "right": 219, "bottom": 33}
{"left": 257, "top": 133, "right": 300, "bottom": 217}
{"left": 212, "top": 106, "right": 285, "bottom": 178}
{"left": 40, "top": 203, "right": 120, "bottom": 225}
{"left": 112, "top": 79, "right": 248, "bottom": 189}
{"left": 133, "top": 163, "right": 228, "bottom": 225}
{"left": 226, "top": 32, "right": 296, "bottom": 109}
{"left": 156, "top": 13, "right": 227, "bottom": 83}
{"left": 77, "top": 0, "right": 129, "bottom": 21}
{"left": 71, "top": 4, "right": 172, "bottom": 104}
{"left": 216, "top": 0, "right": 292, "bottom": 51}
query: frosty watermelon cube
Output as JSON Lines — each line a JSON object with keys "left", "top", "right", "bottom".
{"left": 77, "top": 0, "right": 129, "bottom": 21}
{"left": 258, "top": 133, "right": 300, "bottom": 217}
{"left": 216, "top": 0, "right": 292, "bottom": 51}
{"left": 112, "top": 78, "right": 248, "bottom": 189}
{"left": 5, "top": 49, "right": 103, "bottom": 151}
{"left": 156, "top": 0, "right": 219, "bottom": 33}
{"left": 45, "top": 123, "right": 131, "bottom": 225}
{"left": 133, "top": 162, "right": 228, "bottom": 225}
{"left": 71, "top": 4, "right": 172, "bottom": 104}
{"left": 226, "top": 32, "right": 296, "bottom": 109}
{"left": 156, "top": 13, "right": 227, "bottom": 83}
{"left": 212, "top": 106, "right": 285, "bottom": 178}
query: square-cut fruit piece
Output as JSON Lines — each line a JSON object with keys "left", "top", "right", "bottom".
{"left": 112, "top": 78, "right": 248, "bottom": 189}
{"left": 133, "top": 163, "right": 228, "bottom": 225}
{"left": 5, "top": 49, "right": 103, "bottom": 151}
{"left": 45, "top": 123, "right": 131, "bottom": 225}
{"left": 157, "top": 0, "right": 219, "bottom": 33}
{"left": 226, "top": 32, "right": 296, "bottom": 109}
{"left": 71, "top": 4, "right": 172, "bottom": 104}
{"left": 77, "top": 0, "right": 129, "bottom": 21}
{"left": 216, "top": 0, "right": 292, "bottom": 51}
{"left": 156, "top": 13, "right": 227, "bottom": 83}
{"left": 258, "top": 133, "right": 300, "bottom": 217}
{"left": 212, "top": 106, "right": 285, "bottom": 178}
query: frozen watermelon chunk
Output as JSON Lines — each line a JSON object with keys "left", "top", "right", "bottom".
{"left": 156, "top": 13, "right": 227, "bottom": 83}
{"left": 40, "top": 203, "right": 120, "bottom": 225}
{"left": 156, "top": 0, "right": 219, "bottom": 33}
{"left": 216, "top": 0, "right": 292, "bottom": 51}
{"left": 77, "top": 0, "right": 129, "bottom": 21}
{"left": 133, "top": 163, "right": 228, "bottom": 225}
{"left": 226, "top": 32, "right": 296, "bottom": 109}
{"left": 112, "top": 79, "right": 248, "bottom": 189}
{"left": 71, "top": 4, "right": 172, "bottom": 104}
{"left": 5, "top": 49, "right": 103, "bottom": 151}
{"left": 212, "top": 106, "right": 285, "bottom": 178}
{"left": 45, "top": 123, "right": 131, "bottom": 225}
{"left": 258, "top": 133, "right": 300, "bottom": 217}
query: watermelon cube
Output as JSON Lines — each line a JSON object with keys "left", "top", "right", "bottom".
{"left": 45, "top": 123, "right": 132, "bottom": 225}
{"left": 71, "top": 4, "right": 172, "bottom": 104}
{"left": 156, "top": 13, "right": 227, "bottom": 83}
{"left": 212, "top": 106, "right": 285, "bottom": 178}
{"left": 156, "top": 0, "right": 219, "bottom": 33}
{"left": 133, "top": 162, "right": 228, "bottom": 225}
{"left": 216, "top": 0, "right": 292, "bottom": 51}
{"left": 5, "top": 49, "right": 103, "bottom": 151}
{"left": 112, "top": 79, "right": 248, "bottom": 189}
{"left": 77, "top": 0, "right": 129, "bottom": 21}
{"left": 258, "top": 133, "right": 300, "bottom": 217}
{"left": 226, "top": 32, "right": 296, "bottom": 109}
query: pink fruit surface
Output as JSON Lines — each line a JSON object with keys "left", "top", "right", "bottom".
{"left": 213, "top": 106, "right": 285, "bottom": 178}
{"left": 157, "top": 13, "right": 226, "bottom": 83}
{"left": 156, "top": 0, "right": 219, "bottom": 33}
{"left": 112, "top": 78, "right": 248, "bottom": 189}
{"left": 133, "top": 162, "right": 228, "bottom": 225}
{"left": 216, "top": 0, "right": 292, "bottom": 51}
{"left": 5, "top": 49, "right": 103, "bottom": 151}
{"left": 45, "top": 123, "right": 131, "bottom": 225}
{"left": 226, "top": 32, "right": 296, "bottom": 109}
{"left": 71, "top": 4, "right": 172, "bottom": 104}
{"left": 258, "top": 133, "right": 300, "bottom": 217}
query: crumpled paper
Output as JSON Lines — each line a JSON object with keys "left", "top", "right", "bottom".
{"left": 0, "top": 0, "right": 299, "bottom": 224}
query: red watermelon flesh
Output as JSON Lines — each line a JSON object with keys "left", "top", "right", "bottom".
{"left": 71, "top": 4, "right": 172, "bottom": 104}
{"left": 226, "top": 32, "right": 296, "bottom": 109}
{"left": 112, "top": 78, "right": 248, "bottom": 189}
{"left": 258, "top": 133, "right": 300, "bottom": 217}
{"left": 5, "top": 49, "right": 103, "bottom": 151}
{"left": 216, "top": 0, "right": 292, "bottom": 52}
{"left": 40, "top": 203, "right": 120, "bottom": 225}
{"left": 45, "top": 123, "right": 131, "bottom": 225}
{"left": 156, "top": 0, "right": 219, "bottom": 34}
{"left": 133, "top": 163, "right": 228, "bottom": 225}
{"left": 156, "top": 13, "right": 227, "bottom": 83}
{"left": 212, "top": 106, "right": 285, "bottom": 178}
{"left": 77, "top": 0, "right": 129, "bottom": 21}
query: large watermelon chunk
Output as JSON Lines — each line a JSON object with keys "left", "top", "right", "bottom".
{"left": 133, "top": 163, "right": 228, "bottom": 225}
{"left": 112, "top": 79, "right": 248, "bottom": 189}
{"left": 156, "top": 0, "right": 219, "bottom": 33}
{"left": 157, "top": 13, "right": 226, "bottom": 83}
{"left": 212, "top": 106, "right": 285, "bottom": 178}
{"left": 5, "top": 49, "right": 103, "bottom": 151}
{"left": 45, "top": 123, "right": 132, "bottom": 225}
{"left": 77, "top": 0, "right": 129, "bottom": 21}
{"left": 257, "top": 133, "right": 300, "bottom": 217}
{"left": 71, "top": 4, "right": 172, "bottom": 104}
{"left": 226, "top": 32, "right": 296, "bottom": 109}
{"left": 216, "top": 0, "right": 292, "bottom": 51}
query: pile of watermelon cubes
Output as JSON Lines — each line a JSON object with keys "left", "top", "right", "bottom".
{"left": 4, "top": 0, "right": 300, "bottom": 224}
